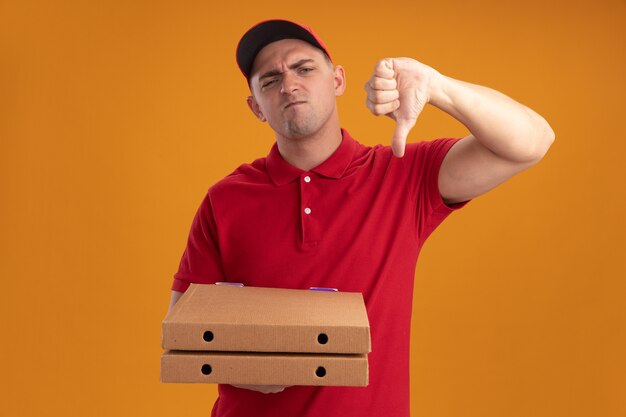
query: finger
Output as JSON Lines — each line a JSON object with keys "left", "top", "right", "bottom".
{"left": 366, "top": 76, "right": 397, "bottom": 91}
{"left": 231, "top": 384, "right": 286, "bottom": 394}
{"left": 266, "top": 385, "right": 287, "bottom": 393}
{"left": 374, "top": 58, "right": 395, "bottom": 79}
{"left": 366, "top": 98, "right": 400, "bottom": 116}
{"left": 391, "top": 118, "right": 416, "bottom": 158}
{"left": 366, "top": 89, "right": 399, "bottom": 104}
{"left": 364, "top": 80, "right": 396, "bottom": 100}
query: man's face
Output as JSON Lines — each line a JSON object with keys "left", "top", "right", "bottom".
{"left": 247, "top": 39, "right": 345, "bottom": 140}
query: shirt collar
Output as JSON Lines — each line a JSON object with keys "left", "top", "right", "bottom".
{"left": 266, "top": 128, "right": 357, "bottom": 186}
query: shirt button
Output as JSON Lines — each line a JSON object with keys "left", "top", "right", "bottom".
{"left": 304, "top": 208, "right": 312, "bottom": 215}
{"left": 304, "top": 176, "right": 311, "bottom": 183}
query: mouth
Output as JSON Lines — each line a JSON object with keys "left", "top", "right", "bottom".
{"left": 284, "top": 101, "right": 306, "bottom": 110}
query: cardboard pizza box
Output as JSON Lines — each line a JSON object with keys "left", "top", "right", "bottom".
{"left": 160, "top": 350, "right": 368, "bottom": 386}
{"left": 162, "top": 284, "right": 371, "bottom": 354}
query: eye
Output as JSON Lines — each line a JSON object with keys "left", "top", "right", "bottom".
{"left": 262, "top": 79, "right": 277, "bottom": 88}
{"left": 298, "top": 67, "right": 313, "bottom": 74}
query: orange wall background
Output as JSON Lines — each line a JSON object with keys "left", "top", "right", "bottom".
{"left": 1, "top": 1, "right": 624, "bottom": 416}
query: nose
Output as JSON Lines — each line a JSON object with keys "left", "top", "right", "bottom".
{"left": 280, "top": 70, "right": 299, "bottom": 94}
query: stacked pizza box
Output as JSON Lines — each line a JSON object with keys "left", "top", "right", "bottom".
{"left": 161, "top": 283, "right": 371, "bottom": 386}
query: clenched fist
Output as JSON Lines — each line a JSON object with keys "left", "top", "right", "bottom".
{"left": 365, "top": 58, "right": 439, "bottom": 157}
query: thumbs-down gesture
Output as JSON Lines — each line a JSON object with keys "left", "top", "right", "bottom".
{"left": 365, "top": 58, "right": 438, "bottom": 157}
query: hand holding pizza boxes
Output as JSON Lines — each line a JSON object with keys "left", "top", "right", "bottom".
{"left": 161, "top": 284, "right": 371, "bottom": 386}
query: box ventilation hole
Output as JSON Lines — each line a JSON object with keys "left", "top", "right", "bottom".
{"left": 201, "top": 364, "right": 212, "bottom": 375}
{"left": 317, "top": 333, "right": 328, "bottom": 344}
{"left": 315, "top": 367, "right": 326, "bottom": 378}
{"left": 203, "top": 331, "right": 214, "bottom": 342}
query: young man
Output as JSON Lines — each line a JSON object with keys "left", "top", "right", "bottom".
{"left": 167, "top": 19, "right": 554, "bottom": 417}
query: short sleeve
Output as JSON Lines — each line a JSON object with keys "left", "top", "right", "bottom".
{"left": 171, "top": 191, "right": 226, "bottom": 292}
{"left": 403, "top": 137, "right": 470, "bottom": 242}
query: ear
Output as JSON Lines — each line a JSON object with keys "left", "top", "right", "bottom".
{"left": 246, "top": 95, "right": 266, "bottom": 122}
{"left": 333, "top": 65, "right": 346, "bottom": 97}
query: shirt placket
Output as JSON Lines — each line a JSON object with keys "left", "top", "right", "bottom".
{"left": 300, "top": 173, "right": 319, "bottom": 250}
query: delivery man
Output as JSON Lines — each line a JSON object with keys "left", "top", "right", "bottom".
{"left": 166, "top": 19, "right": 554, "bottom": 417}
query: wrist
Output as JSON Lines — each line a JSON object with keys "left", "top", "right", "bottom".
{"left": 426, "top": 70, "right": 451, "bottom": 109}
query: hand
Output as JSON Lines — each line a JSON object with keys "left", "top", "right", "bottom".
{"left": 230, "top": 384, "right": 290, "bottom": 394}
{"left": 365, "top": 58, "right": 438, "bottom": 157}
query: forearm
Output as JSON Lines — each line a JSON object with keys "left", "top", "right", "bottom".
{"left": 428, "top": 73, "right": 555, "bottom": 162}
{"left": 167, "top": 290, "right": 184, "bottom": 315}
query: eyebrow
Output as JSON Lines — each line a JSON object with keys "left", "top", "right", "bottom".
{"left": 258, "top": 59, "right": 316, "bottom": 81}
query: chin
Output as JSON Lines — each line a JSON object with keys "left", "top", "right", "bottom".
{"left": 282, "top": 120, "right": 319, "bottom": 139}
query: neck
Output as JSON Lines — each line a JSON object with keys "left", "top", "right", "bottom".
{"left": 275, "top": 119, "right": 343, "bottom": 172}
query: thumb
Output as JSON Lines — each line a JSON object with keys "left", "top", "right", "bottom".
{"left": 391, "top": 118, "right": 415, "bottom": 158}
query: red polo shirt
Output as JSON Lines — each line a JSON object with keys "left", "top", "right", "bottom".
{"left": 172, "top": 129, "right": 467, "bottom": 417}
